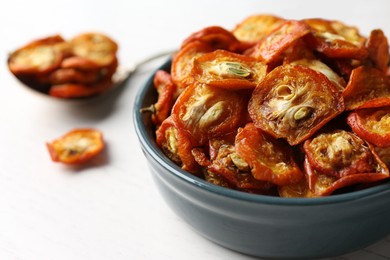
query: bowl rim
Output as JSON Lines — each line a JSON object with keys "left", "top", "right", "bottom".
{"left": 133, "top": 58, "right": 390, "bottom": 206}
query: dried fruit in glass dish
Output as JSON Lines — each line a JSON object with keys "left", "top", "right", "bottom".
{"left": 347, "top": 107, "right": 390, "bottom": 147}
{"left": 248, "top": 64, "right": 344, "bottom": 146}
{"left": 47, "top": 128, "right": 105, "bottom": 164}
{"left": 191, "top": 49, "right": 267, "bottom": 89}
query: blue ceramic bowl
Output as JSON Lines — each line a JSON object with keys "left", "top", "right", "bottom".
{"left": 133, "top": 59, "right": 390, "bottom": 259}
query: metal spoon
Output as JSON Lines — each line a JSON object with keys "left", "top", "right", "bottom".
{"left": 13, "top": 49, "right": 175, "bottom": 101}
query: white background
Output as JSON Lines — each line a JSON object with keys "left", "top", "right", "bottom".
{"left": 0, "top": 0, "right": 390, "bottom": 259}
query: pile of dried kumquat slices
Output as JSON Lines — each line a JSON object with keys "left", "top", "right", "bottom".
{"left": 145, "top": 14, "right": 390, "bottom": 197}
{"left": 8, "top": 33, "right": 118, "bottom": 99}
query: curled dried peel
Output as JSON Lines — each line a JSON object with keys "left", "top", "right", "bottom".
{"left": 171, "top": 41, "right": 214, "bottom": 90}
{"left": 343, "top": 66, "right": 390, "bottom": 110}
{"left": 347, "top": 107, "right": 390, "bottom": 147}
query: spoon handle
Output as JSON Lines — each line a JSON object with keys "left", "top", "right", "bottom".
{"left": 112, "top": 49, "right": 176, "bottom": 86}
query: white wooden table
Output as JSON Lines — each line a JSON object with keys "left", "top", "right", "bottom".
{"left": 0, "top": 0, "right": 390, "bottom": 259}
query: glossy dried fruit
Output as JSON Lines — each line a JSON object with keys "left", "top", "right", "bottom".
{"left": 181, "top": 26, "right": 243, "bottom": 53}
{"left": 171, "top": 83, "right": 246, "bottom": 145}
{"left": 171, "top": 41, "right": 214, "bottom": 91}
{"left": 347, "top": 107, "right": 390, "bottom": 147}
{"left": 70, "top": 32, "right": 118, "bottom": 67}
{"left": 343, "top": 66, "right": 390, "bottom": 110}
{"left": 8, "top": 32, "right": 119, "bottom": 98}
{"left": 232, "top": 14, "right": 285, "bottom": 44}
{"left": 235, "top": 123, "right": 303, "bottom": 186}
{"left": 49, "top": 78, "right": 113, "bottom": 99}
{"left": 149, "top": 14, "right": 390, "bottom": 197}
{"left": 304, "top": 155, "right": 389, "bottom": 196}
{"left": 248, "top": 64, "right": 344, "bottom": 145}
{"left": 144, "top": 70, "right": 177, "bottom": 127}
{"left": 366, "top": 29, "right": 389, "bottom": 73}
{"left": 156, "top": 116, "right": 199, "bottom": 174}
{"left": 304, "top": 18, "right": 368, "bottom": 59}
{"left": 47, "top": 128, "right": 105, "bottom": 164}
{"left": 191, "top": 49, "right": 267, "bottom": 89}
{"left": 206, "top": 135, "right": 276, "bottom": 193}
{"left": 303, "top": 130, "right": 378, "bottom": 178}
{"left": 248, "top": 20, "right": 311, "bottom": 64}
{"left": 8, "top": 35, "right": 68, "bottom": 76}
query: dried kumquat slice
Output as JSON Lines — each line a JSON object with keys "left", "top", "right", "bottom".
{"left": 47, "top": 128, "right": 105, "bottom": 164}
{"left": 278, "top": 177, "right": 316, "bottom": 198}
{"left": 156, "top": 116, "right": 199, "bottom": 174}
{"left": 304, "top": 18, "right": 368, "bottom": 59}
{"left": 8, "top": 35, "right": 67, "bottom": 76}
{"left": 347, "top": 107, "right": 390, "bottom": 147}
{"left": 191, "top": 49, "right": 267, "bottom": 89}
{"left": 232, "top": 14, "right": 285, "bottom": 44}
{"left": 343, "top": 66, "right": 390, "bottom": 110}
{"left": 248, "top": 20, "right": 311, "bottom": 64}
{"left": 144, "top": 70, "right": 177, "bottom": 127}
{"left": 290, "top": 58, "right": 346, "bottom": 92}
{"left": 171, "top": 41, "right": 214, "bottom": 91}
{"left": 171, "top": 83, "right": 246, "bottom": 145}
{"left": 49, "top": 79, "right": 113, "bottom": 99}
{"left": 235, "top": 123, "right": 303, "bottom": 186}
{"left": 366, "top": 29, "right": 389, "bottom": 73}
{"left": 70, "top": 32, "right": 118, "bottom": 67}
{"left": 303, "top": 130, "right": 378, "bottom": 178}
{"left": 180, "top": 26, "right": 243, "bottom": 53}
{"left": 248, "top": 64, "right": 344, "bottom": 145}
{"left": 304, "top": 156, "right": 389, "bottom": 196}
{"left": 206, "top": 136, "right": 276, "bottom": 193}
